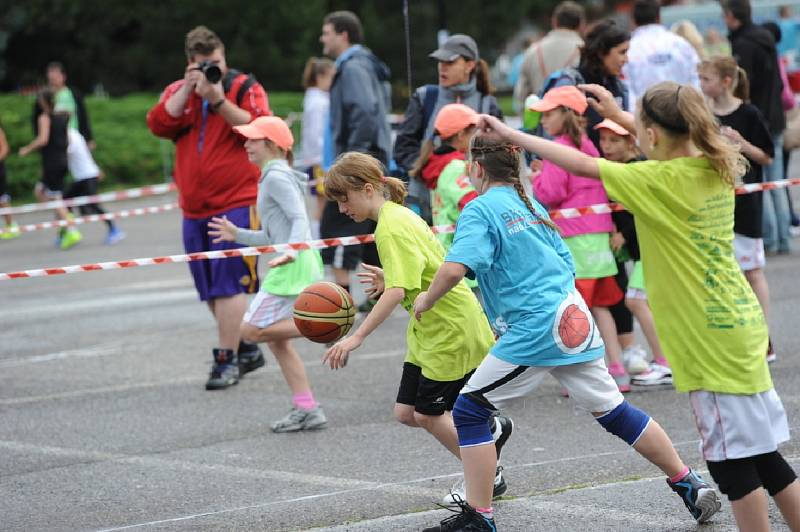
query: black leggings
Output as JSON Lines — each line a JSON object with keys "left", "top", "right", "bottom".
{"left": 707, "top": 451, "right": 797, "bottom": 501}
{"left": 610, "top": 261, "right": 633, "bottom": 335}
{"left": 64, "top": 178, "right": 113, "bottom": 229}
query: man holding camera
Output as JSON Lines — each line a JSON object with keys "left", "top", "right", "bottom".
{"left": 147, "top": 26, "right": 270, "bottom": 391}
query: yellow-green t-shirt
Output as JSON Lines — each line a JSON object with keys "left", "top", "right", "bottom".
{"left": 375, "top": 201, "right": 494, "bottom": 381}
{"left": 598, "top": 157, "right": 770, "bottom": 394}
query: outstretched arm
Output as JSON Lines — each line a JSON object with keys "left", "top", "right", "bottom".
{"left": 477, "top": 114, "right": 600, "bottom": 180}
{"left": 413, "top": 262, "right": 467, "bottom": 320}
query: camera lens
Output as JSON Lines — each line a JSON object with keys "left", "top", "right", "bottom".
{"left": 204, "top": 65, "right": 222, "bottom": 84}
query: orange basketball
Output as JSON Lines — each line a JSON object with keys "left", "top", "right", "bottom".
{"left": 293, "top": 282, "right": 356, "bottom": 344}
{"left": 557, "top": 304, "right": 590, "bottom": 348}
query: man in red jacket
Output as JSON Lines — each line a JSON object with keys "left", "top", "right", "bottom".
{"left": 147, "top": 26, "right": 270, "bottom": 390}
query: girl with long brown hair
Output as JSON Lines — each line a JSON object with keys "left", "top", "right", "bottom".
{"left": 475, "top": 81, "right": 799, "bottom": 531}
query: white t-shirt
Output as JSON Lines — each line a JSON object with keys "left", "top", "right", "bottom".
{"left": 622, "top": 24, "right": 700, "bottom": 112}
{"left": 301, "top": 88, "right": 329, "bottom": 167}
{"left": 67, "top": 128, "right": 100, "bottom": 181}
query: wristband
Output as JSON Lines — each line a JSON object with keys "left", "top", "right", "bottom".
{"left": 212, "top": 98, "right": 226, "bottom": 110}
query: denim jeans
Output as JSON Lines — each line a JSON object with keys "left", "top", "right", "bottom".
{"left": 762, "top": 133, "right": 792, "bottom": 252}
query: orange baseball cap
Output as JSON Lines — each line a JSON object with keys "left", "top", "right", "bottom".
{"left": 434, "top": 103, "right": 480, "bottom": 139}
{"left": 233, "top": 116, "right": 294, "bottom": 151}
{"left": 594, "top": 114, "right": 634, "bottom": 136}
{"left": 528, "top": 85, "right": 588, "bottom": 114}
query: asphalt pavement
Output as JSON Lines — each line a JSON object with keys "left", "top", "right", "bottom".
{"left": 1, "top": 185, "right": 799, "bottom": 532}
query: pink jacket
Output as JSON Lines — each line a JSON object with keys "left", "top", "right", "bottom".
{"left": 533, "top": 134, "right": 614, "bottom": 237}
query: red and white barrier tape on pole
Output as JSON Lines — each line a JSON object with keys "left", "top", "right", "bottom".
{"left": 0, "top": 183, "right": 176, "bottom": 216}
{"left": 2, "top": 178, "right": 799, "bottom": 281}
{"left": 0, "top": 203, "right": 179, "bottom": 234}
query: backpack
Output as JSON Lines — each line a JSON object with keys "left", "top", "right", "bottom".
{"left": 538, "top": 67, "right": 584, "bottom": 98}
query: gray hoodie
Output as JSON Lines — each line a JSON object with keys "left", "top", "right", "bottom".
{"left": 234, "top": 159, "right": 311, "bottom": 257}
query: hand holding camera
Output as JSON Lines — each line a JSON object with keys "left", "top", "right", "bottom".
{"left": 184, "top": 60, "right": 224, "bottom": 103}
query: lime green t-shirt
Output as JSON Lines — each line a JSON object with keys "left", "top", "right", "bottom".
{"left": 54, "top": 87, "right": 79, "bottom": 131}
{"left": 375, "top": 201, "right": 494, "bottom": 381}
{"left": 598, "top": 157, "right": 770, "bottom": 394}
{"left": 563, "top": 233, "right": 618, "bottom": 279}
{"left": 262, "top": 249, "right": 323, "bottom": 296}
{"left": 432, "top": 159, "right": 478, "bottom": 289}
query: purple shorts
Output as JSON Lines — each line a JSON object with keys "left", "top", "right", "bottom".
{"left": 182, "top": 205, "right": 259, "bottom": 301}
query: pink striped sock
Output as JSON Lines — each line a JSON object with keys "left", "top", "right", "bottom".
{"left": 654, "top": 356, "right": 670, "bottom": 367}
{"left": 669, "top": 466, "right": 690, "bottom": 484}
{"left": 292, "top": 391, "right": 317, "bottom": 411}
{"left": 475, "top": 506, "right": 494, "bottom": 519}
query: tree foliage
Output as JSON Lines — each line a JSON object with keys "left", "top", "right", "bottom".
{"left": 2, "top": 0, "right": 565, "bottom": 96}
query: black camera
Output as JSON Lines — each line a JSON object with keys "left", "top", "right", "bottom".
{"left": 194, "top": 60, "right": 222, "bottom": 84}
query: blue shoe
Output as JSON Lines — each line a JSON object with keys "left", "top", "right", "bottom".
{"left": 424, "top": 495, "right": 496, "bottom": 531}
{"left": 205, "top": 348, "right": 240, "bottom": 390}
{"left": 667, "top": 469, "right": 721, "bottom": 523}
{"left": 105, "top": 227, "right": 126, "bottom": 245}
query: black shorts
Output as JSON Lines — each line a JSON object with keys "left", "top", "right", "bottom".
{"left": 396, "top": 362, "right": 475, "bottom": 416}
{"left": 41, "top": 163, "right": 68, "bottom": 194}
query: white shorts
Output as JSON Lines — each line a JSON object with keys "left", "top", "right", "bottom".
{"left": 733, "top": 233, "right": 765, "bottom": 271}
{"left": 243, "top": 292, "right": 295, "bottom": 329}
{"left": 689, "top": 389, "right": 790, "bottom": 462}
{"left": 461, "top": 355, "right": 624, "bottom": 414}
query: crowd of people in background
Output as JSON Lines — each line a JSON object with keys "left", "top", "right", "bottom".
{"left": 3, "top": 1, "right": 800, "bottom": 530}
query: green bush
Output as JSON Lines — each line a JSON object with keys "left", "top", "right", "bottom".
{"left": 0, "top": 91, "right": 305, "bottom": 204}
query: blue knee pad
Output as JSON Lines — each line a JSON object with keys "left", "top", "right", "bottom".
{"left": 596, "top": 400, "right": 651, "bottom": 446}
{"left": 452, "top": 394, "right": 494, "bottom": 447}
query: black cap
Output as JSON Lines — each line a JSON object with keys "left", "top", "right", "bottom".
{"left": 429, "top": 34, "right": 479, "bottom": 62}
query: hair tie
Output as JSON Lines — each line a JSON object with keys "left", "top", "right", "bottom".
{"left": 381, "top": 176, "right": 388, "bottom": 183}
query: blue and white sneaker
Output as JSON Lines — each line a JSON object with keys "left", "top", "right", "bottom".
{"left": 424, "top": 494, "right": 497, "bottom": 531}
{"left": 667, "top": 469, "right": 721, "bottom": 523}
{"left": 105, "top": 227, "right": 127, "bottom": 245}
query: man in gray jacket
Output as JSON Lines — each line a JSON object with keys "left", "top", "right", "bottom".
{"left": 319, "top": 10, "right": 389, "bottom": 308}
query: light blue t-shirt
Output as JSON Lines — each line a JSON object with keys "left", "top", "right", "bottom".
{"left": 446, "top": 186, "right": 605, "bottom": 366}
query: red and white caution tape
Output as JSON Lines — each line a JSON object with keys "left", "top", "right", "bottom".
{"left": 735, "top": 177, "right": 800, "bottom": 195}
{"left": 0, "top": 202, "right": 179, "bottom": 235}
{"left": 0, "top": 226, "right": 461, "bottom": 281}
{"left": 3, "top": 176, "right": 800, "bottom": 281}
{"left": 0, "top": 183, "right": 177, "bottom": 216}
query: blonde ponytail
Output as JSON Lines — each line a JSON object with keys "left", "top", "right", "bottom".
{"left": 325, "top": 152, "right": 408, "bottom": 204}
{"left": 640, "top": 81, "right": 747, "bottom": 187}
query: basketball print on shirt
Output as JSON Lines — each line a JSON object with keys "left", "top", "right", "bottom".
{"left": 551, "top": 290, "right": 602, "bottom": 355}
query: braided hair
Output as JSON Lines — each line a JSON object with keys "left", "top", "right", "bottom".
{"left": 469, "top": 136, "right": 559, "bottom": 233}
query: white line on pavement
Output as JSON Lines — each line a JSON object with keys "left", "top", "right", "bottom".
{"left": 0, "top": 349, "right": 406, "bottom": 406}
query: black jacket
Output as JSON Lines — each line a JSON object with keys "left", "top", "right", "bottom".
{"left": 31, "top": 85, "right": 93, "bottom": 142}
{"left": 729, "top": 23, "right": 786, "bottom": 134}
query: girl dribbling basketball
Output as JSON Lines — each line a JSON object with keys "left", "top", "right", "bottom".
{"left": 321, "top": 151, "right": 513, "bottom": 503}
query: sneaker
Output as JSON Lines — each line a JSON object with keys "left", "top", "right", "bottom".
{"left": 60, "top": 229, "right": 82, "bottom": 250}
{"left": 667, "top": 469, "right": 722, "bottom": 523}
{"left": 442, "top": 466, "right": 506, "bottom": 505}
{"left": 621, "top": 345, "right": 650, "bottom": 374}
{"left": 766, "top": 339, "right": 776, "bottom": 364}
{"left": 104, "top": 227, "right": 126, "bottom": 245}
{"left": 271, "top": 406, "right": 328, "bottom": 433}
{"left": 0, "top": 223, "right": 20, "bottom": 240}
{"left": 425, "top": 495, "right": 497, "bottom": 532}
{"left": 492, "top": 415, "right": 513, "bottom": 460}
{"left": 205, "top": 348, "right": 240, "bottom": 390}
{"left": 631, "top": 365, "right": 673, "bottom": 386}
{"left": 237, "top": 343, "right": 265, "bottom": 375}
{"left": 607, "top": 363, "right": 631, "bottom": 393}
